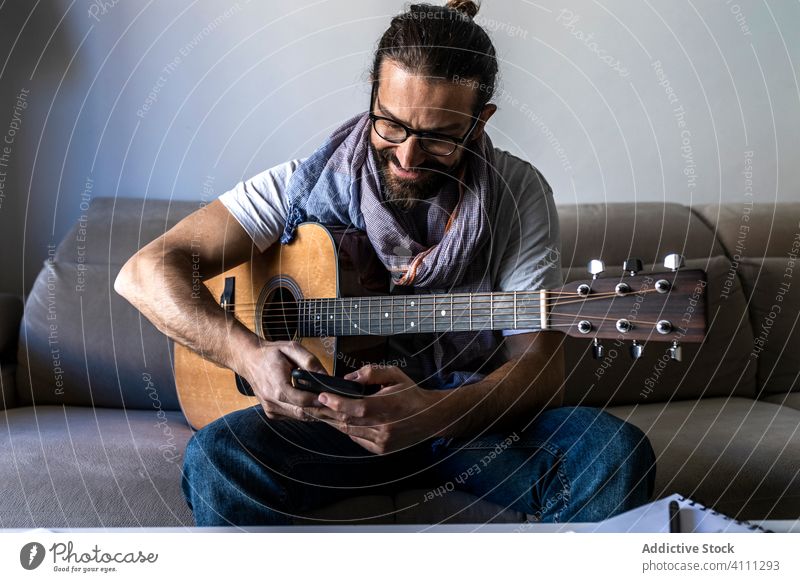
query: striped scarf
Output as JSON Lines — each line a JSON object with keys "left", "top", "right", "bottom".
{"left": 281, "top": 112, "right": 500, "bottom": 388}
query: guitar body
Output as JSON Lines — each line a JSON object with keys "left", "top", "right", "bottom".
{"left": 175, "top": 223, "right": 390, "bottom": 430}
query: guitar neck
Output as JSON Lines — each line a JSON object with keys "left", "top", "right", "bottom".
{"left": 292, "top": 291, "right": 546, "bottom": 337}
{"left": 260, "top": 269, "right": 706, "bottom": 343}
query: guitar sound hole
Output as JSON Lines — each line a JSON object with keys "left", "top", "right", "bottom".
{"left": 261, "top": 287, "right": 298, "bottom": 341}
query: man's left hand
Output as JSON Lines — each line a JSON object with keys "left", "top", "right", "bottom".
{"left": 307, "top": 365, "right": 448, "bottom": 454}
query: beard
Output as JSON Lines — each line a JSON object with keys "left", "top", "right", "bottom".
{"left": 370, "top": 142, "right": 464, "bottom": 211}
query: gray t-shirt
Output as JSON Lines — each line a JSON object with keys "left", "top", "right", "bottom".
{"left": 218, "top": 147, "right": 562, "bottom": 337}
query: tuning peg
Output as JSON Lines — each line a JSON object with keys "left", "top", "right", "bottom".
{"left": 669, "top": 341, "right": 682, "bottom": 362}
{"left": 663, "top": 253, "right": 684, "bottom": 272}
{"left": 588, "top": 259, "right": 605, "bottom": 280}
{"left": 623, "top": 257, "right": 643, "bottom": 276}
{"left": 630, "top": 340, "right": 644, "bottom": 359}
{"left": 592, "top": 338, "right": 605, "bottom": 359}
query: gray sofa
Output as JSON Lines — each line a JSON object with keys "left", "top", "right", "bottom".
{"left": 1, "top": 197, "right": 798, "bottom": 527}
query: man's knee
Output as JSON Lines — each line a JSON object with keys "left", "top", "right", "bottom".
{"left": 183, "top": 414, "right": 240, "bottom": 472}
{"left": 536, "top": 407, "right": 656, "bottom": 512}
{"left": 180, "top": 417, "right": 232, "bottom": 507}
{"left": 580, "top": 409, "right": 655, "bottom": 510}
{"left": 524, "top": 407, "right": 655, "bottom": 521}
{"left": 180, "top": 408, "right": 295, "bottom": 525}
{"left": 181, "top": 407, "right": 270, "bottom": 499}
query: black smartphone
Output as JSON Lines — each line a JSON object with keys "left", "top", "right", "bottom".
{"left": 291, "top": 369, "right": 380, "bottom": 399}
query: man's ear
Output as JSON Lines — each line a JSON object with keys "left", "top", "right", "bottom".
{"left": 470, "top": 103, "right": 497, "bottom": 142}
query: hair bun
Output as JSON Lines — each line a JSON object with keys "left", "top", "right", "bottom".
{"left": 446, "top": 0, "right": 479, "bottom": 19}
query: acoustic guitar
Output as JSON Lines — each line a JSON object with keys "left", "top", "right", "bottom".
{"left": 174, "top": 222, "right": 706, "bottom": 429}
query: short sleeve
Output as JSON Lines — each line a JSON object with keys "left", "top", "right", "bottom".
{"left": 217, "top": 159, "right": 304, "bottom": 253}
{"left": 494, "top": 163, "right": 563, "bottom": 336}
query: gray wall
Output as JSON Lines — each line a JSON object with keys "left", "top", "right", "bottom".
{"left": 1, "top": 0, "right": 798, "bottom": 295}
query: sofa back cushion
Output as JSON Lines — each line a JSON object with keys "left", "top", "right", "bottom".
{"left": 694, "top": 203, "right": 800, "bottom": 396}
{"left": 558, "top": 203, "right": 756, "bottom": 406}
{"left": 16, "top": 198, "right": 200, "bottom": 410}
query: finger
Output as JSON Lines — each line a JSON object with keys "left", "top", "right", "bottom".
{"left": 348, "top": 434, "right": 381, "bottom": 454}
{"left": 308, "top": 410, "right": 384, "bottom": 427}
{"left": 344, "top": 363, "right": 375, "bottom": 379}
{"left": 259, "top": 389, "right": 318, "bottom": 422}
{"left": 330, "top": 420, "right": 379, "bottom": 440}
{"left": 344, "top": 365, "right": 406, "bottom": 386}
{"left": 299, "top": 409, "right": 321, "bottom": 422}
{"left": 282, "top": 342, "right": 328, "bottom": 374}
{"left": 283, "top": 402, "right": 330, "bottom": 423}
{"left": 300, "top": 406, "right": 348, "bottom": 423}
{"left": 260, "top": 402, "right": 291, "bottom": 421}
{"left": 280, "top": 381, "right": 324, "bottom": 408}
{"left": 318, "top": 392, "right": 368, "bottom": 417}
{"left": 256, "top": 358, "right": 321, "bottom": 409}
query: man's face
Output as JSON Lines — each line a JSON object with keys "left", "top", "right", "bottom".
{"left": 369, "top": 59, "right": 495, "bottom": 210}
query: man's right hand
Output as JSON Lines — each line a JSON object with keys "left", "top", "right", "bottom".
{"left": 239, "top": 340, "right": 344, "bottom": 423}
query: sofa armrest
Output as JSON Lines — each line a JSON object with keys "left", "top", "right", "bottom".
{"left": 0, "top": 293, "right": 22, "bottom": 410}
{"left": 0, "top": 293, "right": 23, "bottom": 356}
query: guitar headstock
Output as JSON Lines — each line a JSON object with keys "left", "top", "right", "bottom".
{"left": 548, "top": 255, "right": 707, "bottom": 360}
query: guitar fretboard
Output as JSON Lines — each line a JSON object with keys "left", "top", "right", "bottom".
{"left": 289, "top": 291, "right": 544, "bottom": 337}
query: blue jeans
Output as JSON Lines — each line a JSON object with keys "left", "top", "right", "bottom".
{"left": 181, "top": 405, "right": 656, "bottom": 526}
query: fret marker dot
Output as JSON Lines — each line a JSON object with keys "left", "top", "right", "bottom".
{"left": 354, "top": 304, "right": 358, "bottom": 309}
{"left": 441, "top": 310, "right": 446, "bottom": 316}
{"left": 330, "top": 315, "right": 333, "bottom": 319}
{"left": 316, "top": 315, "right": 320, "bottom": 319}
{"left": 410, "top": 301, "right": 415, "bottom": 306}
{"left": 410, "top": 322, "right": 415, "bottom": 327}
{"left": 354, "top": 323, "right": 357, "bottom": 328}
{"left": 384, "top": 313, "right": 389, "bottom": 318}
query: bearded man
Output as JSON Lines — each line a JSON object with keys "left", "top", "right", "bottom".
{"left": 115, "top": 0, "right": 655, "bottom": 526}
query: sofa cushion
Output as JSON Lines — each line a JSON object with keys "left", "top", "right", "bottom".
{"left": 55, "top": 197, "right": 202, "bottom": 266}
{"left": 16, "top": 262, "right": 182, "bottom": 410}
{"left": 0, "top": 405, "right": 194, "bottom": 528}
{"left": 763, "top": 391, "right": 800, "bottom": 411}
{"left": 558, "top": 202, "right": 727, "bottom": 268}
{"left": 294, "top": 496, "right": 397, "bottom": 525}
{"left": 609, "top": 397, "right": 800, "bottom": 520}
{"left": 737, "top": 259, "right": 799, "bottom": 395}
{"left": 693, "top": 203, "right": 799, "bottom": 259}
{"left": 16, "top": 198, "right": 200, "bottom": 410}
{"left": 693, "top": 204, "right": 800, "bottom": 397}
{"left": 297, "top": 487, "right": 528, "bottom": 526}
{"left": 393, "top": 489, "right": 527, "bottom": 524}
{"left": 563, "top": 256, "right": 756, "bottom": 407}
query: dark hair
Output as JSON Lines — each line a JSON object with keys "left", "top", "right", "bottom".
{"left": 371, "top": 1, "right": 498, "bottom": 110}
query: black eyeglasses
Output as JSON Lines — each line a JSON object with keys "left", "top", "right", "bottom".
{"left": 369, "top": 113, "right": 481, "bottom": 156}
{"left": 369, "top": 85, "right": 483, "bottom": 156}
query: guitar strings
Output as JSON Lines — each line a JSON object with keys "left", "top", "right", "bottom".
{"left": 227, "top": 289, "right": 669, "bottom": 328}
{"left": 232, "top": 314, "right": 667, "bottom": 328}
{"left": 229, "top": 289, "right": 655, "bottom": 317}
{"left": 214, "top": 289, "right": 623, "bottom": 308}
{"left": 223, "top": 288, "right": 662, "bottom": 316}
{"left": 218, "top": 287, "right": 659, "bottom": 310}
